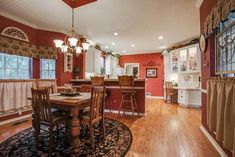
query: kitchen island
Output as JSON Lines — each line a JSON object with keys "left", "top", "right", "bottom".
{"left": 70, "top": 79, "right": 146, "bottom": 114}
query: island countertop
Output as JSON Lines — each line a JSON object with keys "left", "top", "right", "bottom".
{"left": 70, "top": 78, "right": 146, "bottom": 114}
{"left": 70, "top": 78, "right": 145, "bottom": 82}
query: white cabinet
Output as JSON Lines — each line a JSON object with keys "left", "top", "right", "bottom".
{"left": 105, "top": 55, "right": 119, "bottom": 78}
{"left": 85, "top": 47, "right": 102, "bottom": 75}
{"left": 178, "top": 88, "right": 201, "bottom": 108}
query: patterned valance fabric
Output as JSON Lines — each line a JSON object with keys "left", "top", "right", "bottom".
{"left": 0, "top": 36, "right": 57, "bottom": 59}
{"left": 204, "top": 0, "right": 235, "bottom": 35}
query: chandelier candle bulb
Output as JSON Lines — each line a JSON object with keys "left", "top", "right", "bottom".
{"left": 82, "top": 42, "right": 90, "bottom": 51}
{"left": 54, "top": 40, "right": 63, "bottom": 48}
{"left": 76, "top": 47, "right": 82, "bottom": 54}
{"left": 61, "top": 45, "right": 68, "bottom": 53}
{"left": 68, "top": 37, "right": 78, "bottom": 47}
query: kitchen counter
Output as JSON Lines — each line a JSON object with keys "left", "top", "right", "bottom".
{"left": 70, "top": 79, "right": 146, "bottom": 114}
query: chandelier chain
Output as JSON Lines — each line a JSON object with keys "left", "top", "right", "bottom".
{"left": 72, "top": 9, "right": 74, "bottom": 29}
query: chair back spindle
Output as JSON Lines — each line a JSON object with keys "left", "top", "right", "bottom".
{"left": 31, "top": 88, "right": 52, "bottom": 124}
{"left": 118, "top": 75, "right": 134, "bottom": 93}
{"left": 90, "top": 86, "right": 105, "bottom": 123}
{"left": 91, "top": 76, "right": 104, "bottom": 86}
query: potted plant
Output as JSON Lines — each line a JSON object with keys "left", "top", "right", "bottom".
{"left": 73, "top": 67, "right": 80, "bottom": 79}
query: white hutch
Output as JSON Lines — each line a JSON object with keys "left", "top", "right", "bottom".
{"left": 163, "top": 44, "right": 201, "bottom": 108}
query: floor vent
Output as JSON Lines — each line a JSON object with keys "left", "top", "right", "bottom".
{"left": 146, "top": 92, "right": 151, "bottom": 96}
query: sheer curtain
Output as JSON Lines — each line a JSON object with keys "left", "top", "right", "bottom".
{"left": 207, "top": 78, "right": 235, "bottom": 156}
{"left": 0, "top": 79, "right": 57, "bottom": 114}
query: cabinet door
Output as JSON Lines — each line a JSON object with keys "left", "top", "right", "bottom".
{"left": 170, "top": 51, "right": 179, "bottom": 72}
{"left": 188, "top": 46, "right": 199, "bottom": 71}
{"left": 179, "top": 49, "right": 188, "bottom": 72}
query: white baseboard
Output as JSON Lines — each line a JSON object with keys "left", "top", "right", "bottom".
{"left": 200, "top": 125, "right": 228, "bottom": 157}
{"left": 104, "top": 109, "right": 146, "bottom": 116}
{"left": 146, "top": 96, "right": 164, "bottom": 99}
{"left": 0, "top": 114, "right": 31, "bottom": 126}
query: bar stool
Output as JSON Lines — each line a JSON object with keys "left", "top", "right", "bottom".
{"left": 91, "top": 76, "right": 111, "bottom": 112}
{"left": 118, "top": 75, "right": 139, "bottom": 116}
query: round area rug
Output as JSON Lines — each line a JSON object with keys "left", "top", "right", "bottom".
{"left": 0, "top": 118, "right": 132, "bottom": 157}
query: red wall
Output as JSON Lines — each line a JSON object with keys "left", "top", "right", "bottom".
{"left": 200, "top": 0, "right": 232, "bottom": 156}
{"left": 0, "top": 15, "right": 85, "bottom": 85}
{"left": 119, "top": 53, "right": 164, "bottom": 97}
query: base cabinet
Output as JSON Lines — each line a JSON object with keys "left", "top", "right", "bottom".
{"left": 178, "top": 89, "right": 201, "bottom": 108}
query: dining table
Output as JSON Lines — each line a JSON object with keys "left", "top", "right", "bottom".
{"left": 30, "top": 92, "right": 91, "bottom": 154}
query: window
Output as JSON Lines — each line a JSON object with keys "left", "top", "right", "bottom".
{"left": 40, "top": 59, "right": 56, "bottom": 79}
{"left": 0, "top": 53, "right": 32, "bottom": 79}
{"left": 216, "top": 12, "right": 235, "bottom": 75}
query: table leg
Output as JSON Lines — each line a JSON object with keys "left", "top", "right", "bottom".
{"left": 71, "top": 108, "right": 80, "bottom": 153}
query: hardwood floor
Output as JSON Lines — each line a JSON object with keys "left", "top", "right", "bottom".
{"left": 0, "top": 98, "right": 220, "bottom": 157}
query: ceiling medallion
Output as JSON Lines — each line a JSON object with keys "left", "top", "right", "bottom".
{"left": 63, "top": 0, "right": 97, "bottom": 9}
{"left": 53, "top": 8, "right": 89, "bottom": 56}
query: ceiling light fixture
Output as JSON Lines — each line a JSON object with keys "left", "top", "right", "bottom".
{"left": 158, "top": 36, "right": 163, "bottom": 40}
{"left": 122, "top": 50, "right": 126, "bottom": 53}
{"left": 131, "top": 44, "right": 135, "bottom": 47}
{"left": 111, "top": 42, "right": 116, "bottom": 46}
{"left": 105, "top": 46, "right": 109, "bottom": 49}
{"left": 54, "top": 8, "right": 89, "bottom": 56}
{"left": 114, "top": 32, "right": 118, "bottom": 36}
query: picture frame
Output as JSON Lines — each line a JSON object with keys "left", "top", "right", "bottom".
{"left": 146, "top": 68, "right": 158, "bottom": 78}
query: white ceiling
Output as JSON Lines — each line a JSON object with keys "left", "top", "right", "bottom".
{"left": 0, "top": 0, "right": 200, "bottom": 55}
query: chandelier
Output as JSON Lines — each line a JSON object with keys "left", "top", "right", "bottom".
{"left": 53, "top": 8, "right": 89, "bottom": 55}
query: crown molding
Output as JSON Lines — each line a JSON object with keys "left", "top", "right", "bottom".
{"left": 0, "top": 10, "right": 38, "bottom": 29}
{"left": 120, "top": 51, "right": 162, "bottom": 56}
{"left": 195, "top": 0, "right": 203, "bottom": 8}
{"left": 0, "top": 10, "right": 67, "bottom": 34}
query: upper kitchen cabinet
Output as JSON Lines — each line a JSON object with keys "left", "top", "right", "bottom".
{"left": 85, "top": 47, "right": 102, "bottom": 77}
{"left": 170, "top": 44, "right": 200, "bottom": 73}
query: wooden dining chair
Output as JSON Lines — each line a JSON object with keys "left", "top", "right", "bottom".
{"left": 37, "top": 85, "right": 55, "bottom": 94}
{"left": 80, "top": 86, "right": 105, "bottom": 149}
{"left": 90, "top": 76, "right": 111, "bottom": 112}
{"left": 165, "top": 82, "right": 178, "bottom": 103}
{"left": 80, "top": 84, "right": 92, "bottom": 92}
{"left": 31, "top": 88, "right": 70, "bottom": 156}
{"left": 118, "top": 75, "right": 139, "bottom": 116}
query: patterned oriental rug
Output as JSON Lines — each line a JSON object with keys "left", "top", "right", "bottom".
{"left": 0, "top": 118, "right": 132, "bottom": 157}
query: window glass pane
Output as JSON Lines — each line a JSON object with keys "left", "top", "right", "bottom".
{"left": 5, "top": 54, "right": 17, "bottom": 68}
{"left": 48, "top": 60, "right": 55, "bottom": 70}
{"left": 40, "top": 59, "right": 55, "bottom": 79}
{"left": 41, "top": 70, "right": 48, "bottom": 79}
{"left": 18, "top": 57, "right": 30, "bottom": 69}
{"left": 41, "top": 60, "right": 48, "bottom": 70}
{"left": 18, "top": 70, "right": 30, "bottom": 79}
{"left": 48, "top": 70, "right": 55, "bottom": 79}
{"left": 0, "top": 69, "right": 4, "bottom": 79}
{"left": 0, "top": 53, "right": 4, "bottom": 68}
{"left": 5, "top": 69, "right": 17, "bottom": 79}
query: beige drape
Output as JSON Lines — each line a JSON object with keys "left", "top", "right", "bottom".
{"left": 207, "top": 77, "right": 235, "bottom": 156}
{"left": 0, "top": 79, "right": 57, "bottom": 114}
{"left": 207, "top": 78, "right": 218, "bottom": 131}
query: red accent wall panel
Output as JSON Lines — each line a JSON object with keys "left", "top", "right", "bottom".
{"left": 119, "top": 53, "right": 164, "bottom": 96}
{"left": 200, "top": 0, "right": 232, "bottom": 156}
{"left": 0, "top": 15, "right": 85, "bottom": 86}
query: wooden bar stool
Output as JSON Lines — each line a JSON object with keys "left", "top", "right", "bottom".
{"left": 118, "top": 75, "right": 139, "bottom": 116}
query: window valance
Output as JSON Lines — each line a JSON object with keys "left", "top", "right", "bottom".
{"left": 0, "top": 36, "right": 57, "bottom": 59}
{"left": 204, "top": 0, "right": 235, "bottom": 35}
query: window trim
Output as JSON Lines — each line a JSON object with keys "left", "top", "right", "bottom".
{"left": 40, "top": 59, "right": 56, "bottom": 79}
